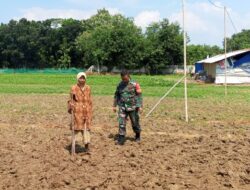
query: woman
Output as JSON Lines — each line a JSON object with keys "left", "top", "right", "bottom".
{"left": 68, "top": 72, "right": 92, "bottom": 153}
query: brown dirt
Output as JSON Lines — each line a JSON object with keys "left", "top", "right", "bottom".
{"left": 0, "top": 95, "right": 249, "bottom": 190}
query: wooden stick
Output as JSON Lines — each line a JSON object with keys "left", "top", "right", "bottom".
{"left": 71, "top": 96, "right": 76, "bottom": 156}
{"left": 84, "top": 120, "right": 87, "bottom": 145}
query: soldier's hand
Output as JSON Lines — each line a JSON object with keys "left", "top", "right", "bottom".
{"left": 137, "top": 107, "right": 143, "bottom": 113}
{"left": 112, "top": 106, "right": 117, "bottom": 113}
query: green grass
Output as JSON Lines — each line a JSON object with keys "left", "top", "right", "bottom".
{"left": 0, "top": 73, "right": 249, "bottom": 101}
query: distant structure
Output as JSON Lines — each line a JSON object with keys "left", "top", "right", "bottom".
{"left": 86, "top": 65, "right": 94, "bottom": 73}
{"left": 195, "top": 49, "right": 250, "bottom": 84}
{"left": 50, "top": 20, "right": 62, "bottom": 29}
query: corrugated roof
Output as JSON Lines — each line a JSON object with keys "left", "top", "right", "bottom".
{"left": 197, "top": 48, "right": 250, "bottom": 64}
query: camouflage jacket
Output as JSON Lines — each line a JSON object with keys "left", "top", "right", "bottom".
{"left": 113, "top": 80, "right": 142, "bottom": 111}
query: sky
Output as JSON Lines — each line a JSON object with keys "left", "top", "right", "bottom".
{"left": 0, "top": 0, "right": 250, "bottom": 46}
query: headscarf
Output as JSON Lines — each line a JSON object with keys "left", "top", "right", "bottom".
{"left": 76, "top": 72, "right": 87, "bottom": 81}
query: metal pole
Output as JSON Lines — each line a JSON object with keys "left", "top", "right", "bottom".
{"left": 146, "top": 76, "right": 185, "bottom": 118}
{"left": 182, "top": 0, "right": 189, "bottom": 122}
{"left": 224, "top": 6, "right": 228, "bottom": 96}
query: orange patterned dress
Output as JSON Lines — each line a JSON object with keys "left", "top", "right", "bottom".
{"left": 68, "top": 84, "right": 92, "bottom": 130}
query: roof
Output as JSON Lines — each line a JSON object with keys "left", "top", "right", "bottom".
{"left": 197, "top": 48, "right": 250, "bottom": 64}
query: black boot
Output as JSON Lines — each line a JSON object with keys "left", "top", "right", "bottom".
{"left": 116, "top": 135, "right": 125, "bottom": 145}
{"left": 135, "top": 132, "right": 141, "bottom": 142}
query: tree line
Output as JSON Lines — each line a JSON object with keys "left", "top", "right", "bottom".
{"left": 0, "top": 9, "right": 249, "bottom": 74}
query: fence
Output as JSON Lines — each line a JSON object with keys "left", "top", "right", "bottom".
{"left": 0, "top": 65, "right": 195, "bottom": 75}
{"left": 99, "top": 65, "right": 195, "bottom": 74}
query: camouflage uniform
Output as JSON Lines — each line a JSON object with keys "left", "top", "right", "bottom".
{"left": 113, "top": 80, "right": 143, "bottom": 136}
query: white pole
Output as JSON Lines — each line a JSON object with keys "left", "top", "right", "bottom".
{"left": 146, "top": 76, "right": 185, "bottom": 118}
{"left": 224, "top": 6, "right": 228, "bottom": 96}
{"left": 182, "top": 0, "right": 189, "bottom": 122}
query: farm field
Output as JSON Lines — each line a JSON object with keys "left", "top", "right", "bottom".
{"left": 0, "top": 74, "right": 249, "bottom": 190}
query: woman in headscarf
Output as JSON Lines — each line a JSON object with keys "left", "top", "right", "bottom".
{"left": 68, "top": 72, "right": 92, "bottom": 153}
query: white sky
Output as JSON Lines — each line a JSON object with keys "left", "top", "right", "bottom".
{"left": 0, "top": 0, "right": 249, "bottom": 46}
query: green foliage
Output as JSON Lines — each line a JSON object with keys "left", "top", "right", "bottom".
{"left": 187, "top": 44, "right": 222, "bottom": 65}
{"left": 143, "top": 20, "right": 184, "bottom": 74}
{"left": 76, "top": 9, "right": 145, "bottom": 71}
{"left": 226, "top": 29, "right": 250, "bottom": 51}
{"left": 57, "top": 38, "right": 71, "bottom": 68}
{"left": 0, "top": 18, "right": 85, "bottom": 69}
{"left": 1, "top": 9, "right": 248, "bottom": 72}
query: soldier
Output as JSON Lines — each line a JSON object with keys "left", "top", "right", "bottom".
{"left": 68, "top": 72, "right": 92, "bottom": 152}
{"left": 113, "top": 70, "right": 143, "bottom": 145}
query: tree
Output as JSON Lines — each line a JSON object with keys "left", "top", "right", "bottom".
{"left": 57, "top": 38, "right": 71, "bottom": 68}
{"left": 226, "top": 29, "right": 250, "bottom": 51}
{"left": 0, "top": 12, "right": 226, "bottom": 72}
{"left": 0, "top": 19, "right": 42, "bottom": 68}
{"left": 76, "top": 9, "right": 145, "bottom": 72}
{"left": 0, "top": 18, "right": 86, "bottom": 69}
{"left": 143, "top": 19, "right": 183, "bottom": 74}
{"left": 37, "top": 18, "right": 85, "bottom": 68}
{"left": 187, "top": 44, "right": 222, "bottom": 65}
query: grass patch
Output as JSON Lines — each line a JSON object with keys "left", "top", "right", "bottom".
{"left": 0, "top": 73, "right": 249, "bottom": 101}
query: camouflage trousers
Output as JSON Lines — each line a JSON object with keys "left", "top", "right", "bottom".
{"left": 118, "top": 107, "right": 141, "bottom": 136}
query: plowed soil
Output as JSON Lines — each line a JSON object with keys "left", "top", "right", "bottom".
{"left": 0, "top": 95, "right": 249, "bottom": 190}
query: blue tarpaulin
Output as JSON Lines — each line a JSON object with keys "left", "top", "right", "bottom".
{"left": 195, "top": 63, "right": 204, "bottom": 73}
{"left": 233, "top": 52, "right": 250, "bottom": 68}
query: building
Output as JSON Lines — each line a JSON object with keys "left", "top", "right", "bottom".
{"left": 195, "top": 49, "right": 250, "bottom": 84}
